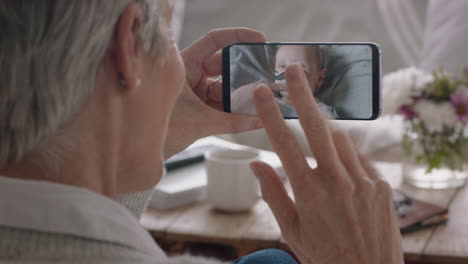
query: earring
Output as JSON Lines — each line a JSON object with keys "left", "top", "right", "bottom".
{"left": 136, "top": 79, "right": 142, "bottom": 88}
{"left": 118, "top": 72, "right": 127, "bottom": 87}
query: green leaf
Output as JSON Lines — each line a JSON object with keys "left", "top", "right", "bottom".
{"left": 428, "top": 70, "right": 458, "bottom": 100}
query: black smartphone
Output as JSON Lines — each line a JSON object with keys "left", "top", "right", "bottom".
{"left": 222, "top": 42, "right": 382, "bottom": 120}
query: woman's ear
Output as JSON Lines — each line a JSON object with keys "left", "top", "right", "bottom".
{"left": 316, "top": 68, "right": 327, "bottom": 87}
{"left": 113, "top": 2, "right": 144, "bottom": 92}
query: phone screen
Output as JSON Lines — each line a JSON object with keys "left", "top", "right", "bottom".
{"left": 222, "top": 43, "right": 381, "bottom": 120}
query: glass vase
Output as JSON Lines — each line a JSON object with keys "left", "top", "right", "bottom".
{"left": 402, "top": 122, "right": 468, "bottom": 189}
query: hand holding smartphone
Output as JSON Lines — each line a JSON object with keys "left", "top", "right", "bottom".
{"left": 222, "top": 43, "right": 382, "bottom": 120}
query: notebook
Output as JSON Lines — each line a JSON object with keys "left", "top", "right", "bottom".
{"left": 394, "top": 190, "right": 449, "bottom": 234}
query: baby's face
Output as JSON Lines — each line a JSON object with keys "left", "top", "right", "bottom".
{"left": 275, "top": 45, "right": 322, "bottom": 94}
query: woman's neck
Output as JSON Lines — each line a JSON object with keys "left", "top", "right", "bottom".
{"left": 0, "top": 118, "right": 120, "bottom": 198}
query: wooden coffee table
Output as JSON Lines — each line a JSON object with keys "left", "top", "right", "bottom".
{"left": 141, "top": 145, "right": 468, "bottom": 264}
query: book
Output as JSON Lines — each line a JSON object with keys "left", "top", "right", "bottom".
{"left": 393, "top": 190, "right": 449, "bottom": 234}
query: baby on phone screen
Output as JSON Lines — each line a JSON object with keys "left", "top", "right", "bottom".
{"left": 274, "top": 45, "right": 339, "bottom": 119}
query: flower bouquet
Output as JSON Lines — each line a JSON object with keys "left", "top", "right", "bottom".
{"left": 384, "top": 67, "right": 468, "bottom": 189}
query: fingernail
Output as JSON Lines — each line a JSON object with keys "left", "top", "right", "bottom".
{"left": 286, "top": 64, "right": 304, "bottom": 80}
{"left": 254, "top": 84, "right": 272, "bottom": 101}
{"left": 250, "top": 163, "right": 264, "bottom": 181}
{"left": 252, "top": 119, "right": 264, "bottom": 129}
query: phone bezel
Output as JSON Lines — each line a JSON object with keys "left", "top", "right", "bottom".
{"left": 222, "top": 42, "right": 382, "bottom": 120}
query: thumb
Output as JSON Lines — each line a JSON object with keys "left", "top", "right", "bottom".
{"left": 210, "top": 111, "right": 264, "bottom": 134}
{"left": 250, "top": 161, "right": 299, "bottom": 241}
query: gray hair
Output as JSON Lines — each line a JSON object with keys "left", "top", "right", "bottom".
{"left": 0, "top": 0, "right": 166, "bottom": 167}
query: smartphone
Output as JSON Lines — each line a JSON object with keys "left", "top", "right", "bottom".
{"left": 222, "top": 42, "right": 382, "bottom": 120}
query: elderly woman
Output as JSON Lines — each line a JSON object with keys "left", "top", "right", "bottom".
{"left": 0, "top": 1, "right": 403, "bottom": 264}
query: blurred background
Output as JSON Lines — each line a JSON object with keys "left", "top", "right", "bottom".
{"left": 149, "top": 2, "right": 468, "bottom": 262}
{"left": 178, "top": 0, "right": 426, "bottom": 74}
{"left": 168, "top": 0, "right": 468, "bottom": 156}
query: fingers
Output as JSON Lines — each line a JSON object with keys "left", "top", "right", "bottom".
{"left": 208, "top": 79, "right": 264, "bottom": 109}
{"left": 250, "top": 161, "right": 299, "bottom": 241}
{"left": 207, "top": 110, "right": 263, "bottom": 135}
{"left": 358, "top": 154, "right": 383, "bottom": 181}
{"left": 284, "top": 65, "right": 340, "bottom": 172}
{"left": 184, "top": 28, "right": 266, "bottom": 63}
{"left": 331, "top": 130, "right": 371, "bottom": 187}
{"left": 203, "top": 52, "right": 222, "bottom": 77}
{"left": 207, "top": 79, "right": 223, "bottom": 107}
{"left": 253, "top": 84, "right": 312, "bottom": 196}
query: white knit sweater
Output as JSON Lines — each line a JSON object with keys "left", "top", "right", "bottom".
{"left": 0, "top": 176, "right": 229, "bottom": 264}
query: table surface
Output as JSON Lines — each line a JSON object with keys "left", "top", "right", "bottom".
{"left": 141, "top": 144, "right": 468, "bottom": 264}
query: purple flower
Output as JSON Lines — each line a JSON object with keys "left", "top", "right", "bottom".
{"left": 398, "top": 104, "right": 418, "bottom": 120}
{"left": 450, "top": 89, "right": 468, "bottom": 123}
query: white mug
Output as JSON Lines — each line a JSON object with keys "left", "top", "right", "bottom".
{"left": 205, "top": 148, "right": 260, "bottom": 212}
